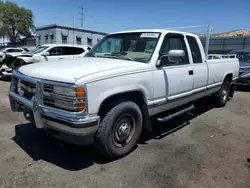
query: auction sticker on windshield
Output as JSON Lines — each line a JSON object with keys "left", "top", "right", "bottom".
{"left": 140, "top": 33, "right": 159, "bottom": 38}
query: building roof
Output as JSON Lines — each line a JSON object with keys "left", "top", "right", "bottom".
{"left": 36, "top": 24, "right": 108, "bottom": 35}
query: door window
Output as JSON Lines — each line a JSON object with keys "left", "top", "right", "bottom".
{"left": 160, "top": 34, "right": 189, "bottom": 66}
{"left": 6, "top": 48, "right": 23, "bottom": 52}
{"left": 48, "top": 47, "right": 63, "bottom": 56}
{"left": 49, "top": 47, "right": 85, "bottom": 56}
{"left": 187, "top": 36, "right": 202, "bottom": 63}
{"left": 72, "top": 47, "right": 84, "bottom": 55}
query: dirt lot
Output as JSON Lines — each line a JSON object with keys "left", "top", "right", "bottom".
{"left": 0, "top": 79, "right": 250, "bottom": 188}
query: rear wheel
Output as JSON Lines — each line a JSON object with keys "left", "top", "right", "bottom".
{"left": 215, "top": 80, "right": 230, "bottom": 107}
{"left": 94, "top": 101, "right": 142, "bottom": 159}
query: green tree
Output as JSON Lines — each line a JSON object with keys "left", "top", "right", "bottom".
{"left": 0, "top": 1, "right": 34, "bottom": 44}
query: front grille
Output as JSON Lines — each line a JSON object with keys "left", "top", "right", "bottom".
{"left": 43, "top": 84, "right": 53, "bottom": 93}
{"left": 43, "top": 97, "right": 55, "bottom": 107}
{"left": 18, "top": 79, "right": 36, "bottom": 100}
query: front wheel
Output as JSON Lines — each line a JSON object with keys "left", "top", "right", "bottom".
{"left": 94, "top": 101, "right": 142, "bottom": 159}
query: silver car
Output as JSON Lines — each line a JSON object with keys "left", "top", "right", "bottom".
{"left": 231, "top": 50, "right": 250, "bottom": 86}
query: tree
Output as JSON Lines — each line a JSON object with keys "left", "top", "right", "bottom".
{"left": 0, "top": 1, "right": 34, "bottom": 45}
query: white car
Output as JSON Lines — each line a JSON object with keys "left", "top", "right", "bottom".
{"left": 0, "top": 44, "right": 91, "bottom": 78}
{"left": 12, "top": 44, "right": 91, "bottom": 64}
{"left": 9, "top": 29, "right": 239, "bottom": 159}
{"left": 0, "top": 47, "right": 27, "bottom": 62}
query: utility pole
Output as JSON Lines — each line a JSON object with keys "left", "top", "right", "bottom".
{"left": 79, "top": 4, "right": 84, "bottom": 28}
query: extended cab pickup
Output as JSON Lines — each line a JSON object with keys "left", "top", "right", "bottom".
{"left": 9, "top": 29, "right": 239, "bottom": 159}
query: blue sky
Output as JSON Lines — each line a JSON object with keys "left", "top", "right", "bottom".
{"left": 4, "top": 0, "right": 250, "bottom": 33}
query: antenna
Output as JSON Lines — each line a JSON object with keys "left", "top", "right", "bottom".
{"left": 73, "top": 15, "right": 75, "bottom": 46}
{"left": 78, "top": 4, "right": 84, "bottom": 28}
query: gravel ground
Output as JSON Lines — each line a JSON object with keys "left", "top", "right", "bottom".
{"left": 0, "top": 79, "right": 250, "bottom": 188}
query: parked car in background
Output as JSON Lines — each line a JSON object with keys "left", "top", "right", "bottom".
{"left": 9, "top": 29, "right": 239, "bottom": 159}
{"left": 230, "top": 49, "right": 250, "bottom": 86}
{"left": 0, "top": 47, "right": 28, "bottom": 62}
{"left": 0, "top": 44, "right": 91, "bottom": 79}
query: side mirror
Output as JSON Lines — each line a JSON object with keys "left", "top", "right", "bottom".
{"left": 42, "top": 52, "right": 50, "bottom": 56}
{"left": 42, "top": 51, "right": 49, "bottom": 61}
{"left": 168, "top": 50, "right": 185, "bottom": 63}
{"left": 157, "top": 50, "right": 185, "bottom": 67}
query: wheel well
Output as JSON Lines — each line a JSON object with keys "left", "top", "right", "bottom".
{"left": 224, "top": 73, "right": 233, "bottom": 82}
{"left": 98, "top": 91, "right": 152, "bottom": 131}
{"left": 98, "top": 91, "right": 146, "bottom": 118}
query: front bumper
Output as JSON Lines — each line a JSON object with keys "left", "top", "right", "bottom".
{"left": 0, "top": 64, "right": 12, "bottom": 77}
{"left": 9, "top": 72, "right": 100, "bottom": 145}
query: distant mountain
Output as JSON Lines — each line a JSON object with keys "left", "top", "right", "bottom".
{"left": 198, "top": 30, "right": 250, "bottom": 37}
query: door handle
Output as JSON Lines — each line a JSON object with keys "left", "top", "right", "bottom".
{"left": 188, "top": 70, "right": 194, "bottom": 75}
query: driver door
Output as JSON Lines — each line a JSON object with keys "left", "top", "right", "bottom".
{"left": 158, "top": 33, "right": 194, "bottom": 101}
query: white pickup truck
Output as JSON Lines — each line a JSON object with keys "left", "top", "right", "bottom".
{"left": 9, "top": 29, "right": 239, "bottom": 159}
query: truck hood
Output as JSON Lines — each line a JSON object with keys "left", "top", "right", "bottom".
{"left": 18, "top": 57, "right": 148, "bottom": 83}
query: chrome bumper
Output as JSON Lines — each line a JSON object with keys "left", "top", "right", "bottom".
{"left": 9, "top": 72, "right": 100, "bottom": 144}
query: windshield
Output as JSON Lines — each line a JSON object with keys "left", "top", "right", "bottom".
{"left": 236, "top": 52, "right": 250, "bottom": 63}
{"left": 86, "top": 32, "right": 160, "bottom": 63}
{"left": 24, "top": 46, "right": 49, "bottom": 55}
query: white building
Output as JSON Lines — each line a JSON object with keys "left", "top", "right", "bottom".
{"left": 36, "top": 24, "right": 107, "bottom": 47}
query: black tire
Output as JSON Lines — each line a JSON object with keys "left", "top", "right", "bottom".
{"left": 215, "top": 80, "right": 230, "bottom": 107}
{"left": 0, "top": 71, "right": 3, "bottom": 80}
{"left": 229, "top": 85, "right": 235, "bottom": 99}
{"left": 94, "top": 101, "right": 142, "bottom": 159}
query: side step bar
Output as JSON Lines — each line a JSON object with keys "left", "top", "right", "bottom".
{"left": 157, "top": 104, "right": 195, "bottom": 123}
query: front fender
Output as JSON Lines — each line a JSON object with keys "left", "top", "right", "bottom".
{"left": 84, "top": 72, "right": 154, "bottom": 115}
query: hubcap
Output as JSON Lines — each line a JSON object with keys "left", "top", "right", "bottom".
{"left": 117, "top": 122, "right": 131, "bottom": 142}
{"left": 113, "top": 114, "right": 135, "bottom": 147}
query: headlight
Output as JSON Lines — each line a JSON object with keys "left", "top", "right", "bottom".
{"left": 43, "top": 85, "right": 86, "bottom": 113}
{"left": 53, "top": 86, "right": 79, "bottom": 97}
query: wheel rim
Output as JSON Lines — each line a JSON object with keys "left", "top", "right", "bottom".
{"left": 112, "top": 114, "right": 135, "bottom": 148}
{"left": 221, "top": 85, "right": 228, "bottom": 103}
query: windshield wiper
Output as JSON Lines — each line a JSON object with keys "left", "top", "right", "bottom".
{"left": 104, "top": 52, "right": 135, "bottom": 61}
